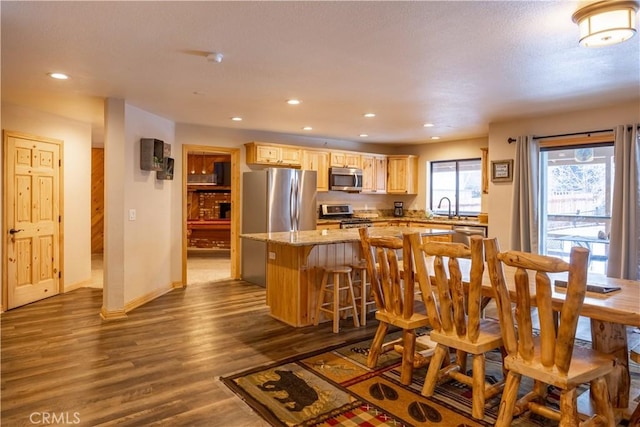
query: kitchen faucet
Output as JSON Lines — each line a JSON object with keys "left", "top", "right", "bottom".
{"left": 437, "top": 197, "right": 453, "bottom": 219}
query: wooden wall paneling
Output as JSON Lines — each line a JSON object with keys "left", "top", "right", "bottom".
{"left": 91, "top": 148, "right": 104, "bottom": 253}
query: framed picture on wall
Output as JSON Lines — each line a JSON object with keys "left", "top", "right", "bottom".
{"left": 491, "top": 159, "right": 513, "bottom": 182}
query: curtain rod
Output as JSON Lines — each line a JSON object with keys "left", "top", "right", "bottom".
{"left": 507, "top": 128, "right": 613, "bottom": 144}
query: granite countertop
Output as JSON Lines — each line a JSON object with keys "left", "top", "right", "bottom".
{"left": 316, "top": 216, "right": 487, "bottom": 227}
{"left": 240, "top": 226, "right": 454, "bottom": 246}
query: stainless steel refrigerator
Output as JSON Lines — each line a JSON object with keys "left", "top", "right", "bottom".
{"left": 242, "top": 168, "right": 317, "bottom": 286}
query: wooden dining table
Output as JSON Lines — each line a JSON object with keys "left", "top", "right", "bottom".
{"left": 474, "top": 264, "right": 640, "bottom": 419}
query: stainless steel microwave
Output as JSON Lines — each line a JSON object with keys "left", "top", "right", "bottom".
{"left": 329, "top": 167, "right": 363, "bottom": 192}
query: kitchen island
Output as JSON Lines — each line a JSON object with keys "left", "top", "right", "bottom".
{"left": 241, "top": 226, "right": 453, "bottom": 327}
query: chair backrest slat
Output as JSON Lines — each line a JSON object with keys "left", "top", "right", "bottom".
{"left": 359, "top": 228, "right": 385, "bottom": 310}
{"left": 434, "top": 255, "right": 455, "bottom": 333}
{"left": 484, "top": 238, "right": 518, "bottom": 355}
{"left": 410, "top": 234, "right": 442, "bottom": 331}
{"left": 402, "top": 234, "right": 415, "bottom": 319}
{"left": 377, "top": 247, "right": 396, "bottom": 314}
{"left": 535, "top": 271, "right": 555, "bottom": 368}
{"left": 555, "top": 247, "right": 589, "bottom": 373}
{"left": 448, "top": 257, "right": 467, "bottom": 338}
{"left": 467, "top": 236, "right": 484, "bottom": 342}
{"left": 514, "top": 267, "right": 534, "bottom": 362}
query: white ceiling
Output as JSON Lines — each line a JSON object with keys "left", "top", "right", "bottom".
{"left": 2, "top": 1, "right": 639, "bottom": 145}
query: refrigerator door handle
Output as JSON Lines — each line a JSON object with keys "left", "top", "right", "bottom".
{"left": 289, "top": 174, "right": 296, "bottom": 231}
{"left": 294, "top": 172, "right": 302, "bottom": 231}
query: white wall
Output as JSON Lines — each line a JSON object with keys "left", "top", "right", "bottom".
{"left": 103, "top": 100, "right": 179, "bottom": 313}
{"left": 487, "top": 99, "right": 640, "bottom": 250}
{"left": 1, "top": 102, "right": 92, "bottom": 290}
{"left": 122, "top": 103, "right": 179, "bottom": 303}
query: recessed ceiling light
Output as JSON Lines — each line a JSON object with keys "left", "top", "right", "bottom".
{"left": 287, "top": 99, "right": 301, "bottom": 105}
{"left": 302, "top": 126, "right": 313, "bottom": 131}
{"left": 431, "top": 136, "right": 441, "bottom": 140}
{"left": 423, "top": 123, "right": 435, "bottom": 128}
{"left": 231, "top": 117, "right": 243, "bottom": 121}
{"left": 359, "top": 134, "right": 368, "bottom": 138}
{"left": 48, "top": 72, "right": 69, "bottom": 80}
{"left": 363, "top": 113, "right": 376, "bottom": 118}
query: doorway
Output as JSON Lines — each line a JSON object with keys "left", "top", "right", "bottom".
{"left": 182, "top": 145, "right": 241, "bottom": 286}
{"left": 539, "top": 143, "right": 614, "bottom": 274}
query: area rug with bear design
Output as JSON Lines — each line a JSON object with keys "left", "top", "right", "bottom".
{"left": 220, "top": 331, "right": 639, "bottom": 426}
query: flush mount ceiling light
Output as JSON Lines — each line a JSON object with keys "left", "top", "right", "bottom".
{"left": 363, "top": 113, "right": 376, "bottom": 118}
{"left": 287, "top": 99, "right": 301, "bottom": 105}
{"left": 572, "top": 0, "right": 639, "bottom": 47}
{"left": 230, "top": 117, "right": 242, "bottom": 121}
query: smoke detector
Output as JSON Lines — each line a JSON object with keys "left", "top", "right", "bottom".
{"left": 206, "top": 52, "right": 224, "bottom": 63}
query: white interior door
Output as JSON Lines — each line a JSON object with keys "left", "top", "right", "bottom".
{"left": 4, "top": 132, "right": 62, "bottom": 309}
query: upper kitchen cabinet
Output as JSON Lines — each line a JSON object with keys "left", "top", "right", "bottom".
{"left": 302, "top": 149, "right": 329, "bottom": 192}
{"left": 330, "top": 150, "right": 361, "bottom": 168}
{"left": 387, "top": 155, "right": 418, "bottom": 194}
{"left": 361, "top": 154, "right": 387, "bottom": 193}
{"left": 245, "top": 142, "right": 302, "bottom": 167}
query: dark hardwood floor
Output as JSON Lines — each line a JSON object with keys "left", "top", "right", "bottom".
{"left": 1, "top": 281, "right": 379, "bottom": 426}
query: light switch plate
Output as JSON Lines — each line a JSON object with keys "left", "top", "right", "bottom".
{"left": 129, "top": 209, "right": 136, "bottom": 221}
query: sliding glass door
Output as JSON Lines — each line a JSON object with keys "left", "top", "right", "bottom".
{"left": 539, "top": 144, "right": 614, "bottom": 273}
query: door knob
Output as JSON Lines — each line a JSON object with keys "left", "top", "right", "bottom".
{"left": 9, "top": 228, "right": 24, "bottom": 235}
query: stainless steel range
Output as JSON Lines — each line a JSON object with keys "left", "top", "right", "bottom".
{"left": 319, "top": 204, "right": 373, "bottom": 229}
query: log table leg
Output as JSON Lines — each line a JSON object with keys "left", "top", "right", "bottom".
{"left": 590, "top": 319, "right": 630, "bottom": 410}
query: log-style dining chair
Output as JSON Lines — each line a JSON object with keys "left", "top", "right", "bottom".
{"left": 410, "top": 233, "right": 504, "bottom": 420}
{"left": 483, "top": 237, "right": 616, "bottom": 427}
{"left": 358, "top": 227, "right": 431, "bottom": 385}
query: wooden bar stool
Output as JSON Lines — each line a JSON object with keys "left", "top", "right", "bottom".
{"left": 314, "top": 265, "right": 360, "bottom": 333}
{"left": 351, "top": 260, "right": 375, "bottom": 325}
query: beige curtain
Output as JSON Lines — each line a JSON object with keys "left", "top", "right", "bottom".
{"left": 510, "top": 135, "right": 539, "bottom": 252}
{"left": 607, "top": 124, "right": 640, "bottom": 280}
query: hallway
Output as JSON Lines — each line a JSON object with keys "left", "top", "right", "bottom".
{"left": 89, "top": 251, "right": 231, "bottom": 288}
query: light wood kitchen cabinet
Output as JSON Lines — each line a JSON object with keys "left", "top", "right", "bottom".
{"left": 330, "top": 150, "right": 361, "bottom": 168}
{"left": 389, "top": 219, "right": 411, "bottom": 227}
{"left": 372, "top": 221, "right": 389, "bottom": 227}
{"left": 361, "top": 154, "right": 387, "bottom": 193}
{"left": 317, "top": 222, "right": 341, "bottom": 230}
{"left": 245, "top": 142, "right": 302, "bottom": 167}
{"left": 387, "top": 155, "right": 418, "bottom": 194}
{"left": 302, "top": 149, "right": 329, "bottom": 192}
